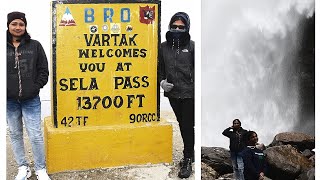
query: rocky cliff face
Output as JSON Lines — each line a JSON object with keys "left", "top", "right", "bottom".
{"left": 295, "top": 12, "right": 315, "bottom": 135}
{"left": 201, "top": 132, "right": 315, "bottom": 180}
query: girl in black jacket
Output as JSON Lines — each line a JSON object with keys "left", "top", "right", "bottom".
{"left": 159, "top": 12, "right": 194, "bottom": 179}
{"left": 222, "top": 119, "right": 247, "bottom": 180}
{"left": 7, "top": 11, "right": 50, "bottom": 180}
{"left": 241, "top": 131, "right": 267, "bottom": 180}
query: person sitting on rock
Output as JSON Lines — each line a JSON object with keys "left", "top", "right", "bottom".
{"left": 222, "top": 119, "right": 247, "bottom": 180}
{"left": 241, "top": 131, "right": 267, "bottom": 180}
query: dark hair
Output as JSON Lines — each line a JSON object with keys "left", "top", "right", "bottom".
{"left": 232, "top": 119, "right": 241, "bottom": 126}
{"left": 243, "top": 131, "right": 257, "bottom": 145}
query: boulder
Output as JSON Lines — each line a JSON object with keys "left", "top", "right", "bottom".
{"left": 201, "top": 147, "right": 233, "bottom": 175}
{"left": 218, "top": 173, "right": 234, "bottom": 180}
{"left": 215, "top": 172, "right": 273, "bottom": 180}
{"left": 297, "top": 167, "right": 315, "bottom": 180}
{"left": 301, "top": 149, "right": 314, "bottom": 158}
{"left": 201, "top": 162, "right": 219, "bottom": 180}
{"left": 268, "top": 132, "right": 315, "bottom": 151}
{"left": 264, "top": 144, "right": 312, "bottom": 180}
{"left": 309, "top": 155, "right": 315, "bottom": 167}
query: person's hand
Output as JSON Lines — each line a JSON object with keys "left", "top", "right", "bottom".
{"left": 256, "top": 143, "right": 266, "bottom": 150}
{"left": 259, "top": 172, "right": 264, "bottom": 180}
{"left": 160, "top": 79, "right": 174, "bottom": 92}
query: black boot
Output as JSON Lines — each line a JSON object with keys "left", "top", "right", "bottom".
{"left": 178, "top": 158, "right": 192, "bottom": 178}
{"left": 179, "top": 154, "right": 194, "bottom": 167}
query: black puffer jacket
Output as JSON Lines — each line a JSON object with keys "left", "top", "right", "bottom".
{"left": 222, "top": 127, "right": 248, "bottom": 153}
{"left": 7, "top": 36, "right": 49, "bottom": 100}
{"left": 159, "top": 12, "right": 194, "bottom": 99}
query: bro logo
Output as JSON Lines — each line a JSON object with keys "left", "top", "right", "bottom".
{"left": 139, "top": 6, "right": 155, "bottom": 24}
{"left": 110, "top": 23, "right": 121, "bottom": 34}
{"left": 102, "top": 24, "right": 109, "bottom": 32}
{"left": 126, "top": 25, "right": 133, "bottom": 32}
{"left": 90, "top": 25, "right": 98, "bottom": 33}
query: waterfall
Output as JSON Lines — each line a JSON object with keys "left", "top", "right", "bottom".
{"left": 201, "top": 0, "right": 315, "bottom": 148}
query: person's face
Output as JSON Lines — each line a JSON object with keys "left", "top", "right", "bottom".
{"left": 249, "top": 133, "right": 258, "bottom": 144}
{"left": 8, "top": 19, "right": 26, "bottom": 38}
{"left": 171, "top": 20, "right": 185, "bottom": 30}
{"left": 232, "top": 120, "right": 240, "bottom": 129}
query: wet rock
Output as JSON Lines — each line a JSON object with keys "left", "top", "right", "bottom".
{"left": 265, "top": 144, "right": 312, "bottom": 180}
{"left": 217, "top": 173, "right": 234, "bottom": 179}
{"left": 201, "top": 147, "right": 233, "bottom": 175}
{"left": 301, "top": 149, "right": 314, "bottom": 158}
{"left": 309, "top": 155, "right": 315, "bottom": 166}
{"left": 201, "top": 162, "right": 218, "bottom": 180}
{"left": 215, "top": 173, "right": 274, "bottom": 180}
{"left": 297, "top": 167, "right": 315, "bottom": 180}
{"left": 268, "top": 132, "right": 315, "bottom": 151}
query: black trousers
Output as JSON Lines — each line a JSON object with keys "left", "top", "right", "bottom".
{"left": 169, "top": 98, "right": 194, "bottom": 158}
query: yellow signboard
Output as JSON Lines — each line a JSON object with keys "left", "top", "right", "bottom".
{"left": 52, "top": 1, "right": 160, "bottom": 128}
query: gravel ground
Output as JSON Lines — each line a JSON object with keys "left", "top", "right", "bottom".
{"left": 6, "top": 111, "right": 195, "bottom": 180}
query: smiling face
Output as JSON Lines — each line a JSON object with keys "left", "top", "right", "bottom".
{"left": 8, "top": 19, "right": 26, "bottom": 38}
{"left": 232, "top": 119, "right": 241, "bottom": 129}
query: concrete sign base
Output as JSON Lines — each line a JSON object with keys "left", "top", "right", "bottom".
{"left": 44, "top": 117, "right": 173, "bottom": 173}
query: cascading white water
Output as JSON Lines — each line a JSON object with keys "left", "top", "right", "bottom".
{"left": 201, "top": 0, "right": 315, "bottom": 148}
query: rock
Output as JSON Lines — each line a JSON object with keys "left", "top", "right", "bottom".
{"left": 297, "top": 167, "right": 315, "bottom": 180}
{"left": 215, "top": 173, "right": 275, "bottom": 180}
{"left": 201, "top": 147, "right": 233, "bottom": 175}
{"left": 201, "top": 162, "right": 218, "bottom": 180}
{"left": 301, "top": 149, "right": 314, "bottom": 158}
{"left": 309, "top": 155, "right": 315, "bottom": 166}
{"left": 264, "top": 144, "right": 312, "bottom": 180}
{"left": 217, "top": 173, "right": 234, "bottom": 179}
{"left": 268, "top": 132, "right": 315, "bottom": 151}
